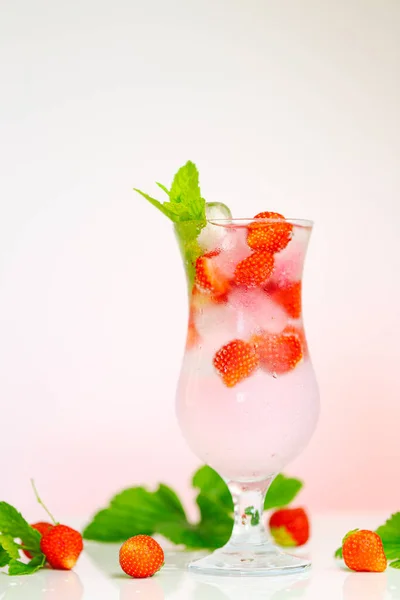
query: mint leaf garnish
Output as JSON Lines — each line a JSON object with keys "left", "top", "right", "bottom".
{"left": 84, "top": 466, "right": 303, "bottom": 549}
{"left": 134, "top": 161, "right": 207, "bottom": 287}
{"left": 134, "top": 161, "right": 206, "bottom": 225}
{"left": 264, "top": 474, "right": 303, "bottom": 510}
{"left": 390, "top": 559, "right": 400, "bottom": 569}
{"left": 8, "top": 554, "right": 46, "bottom": 576}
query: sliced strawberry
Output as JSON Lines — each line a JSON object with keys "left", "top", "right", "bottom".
{"left": 270, "top": 281, "right": 302, "bottom": 319}
{"left": 247, "top": 212, "right": 293, "bottom": 253}
{"left": 251, "top": 330, "right": 303, "bottom": 375}
{"left": 195, "top": 251, "right": 230, "bottom": 298}
{"left": 186, "top": 317, "right": 200, "bottom": 350}
{"left": 283, "top": 324, "right": 308, "bottom": 357}
{"left": 234, "top": 251, "right": 274, "bottom": 288}
{"left": 214, "top": 339, "right": 259, "bottom": 387}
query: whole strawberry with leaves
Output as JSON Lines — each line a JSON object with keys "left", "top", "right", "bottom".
{"left": 0, "top": 480, "right": 83, "bottom": 575}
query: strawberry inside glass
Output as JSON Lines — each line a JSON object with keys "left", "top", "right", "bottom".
{"left": 135, "top": 163, "right": 320, "bottom": 576}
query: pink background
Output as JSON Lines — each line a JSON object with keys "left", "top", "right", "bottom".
{"left": 0, "top": 0, "right": 399, "bottom": 521}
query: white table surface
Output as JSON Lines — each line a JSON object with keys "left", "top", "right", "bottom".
{"left": 0, "top": 514, "right": 399, "bottom": 599}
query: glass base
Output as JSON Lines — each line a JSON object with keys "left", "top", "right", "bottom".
{"left": 188, "top": 542, "right": 310, "bottom": 577}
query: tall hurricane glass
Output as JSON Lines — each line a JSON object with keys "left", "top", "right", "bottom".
{"left": 175, "top": 217, "right": 320, "bottom": 576}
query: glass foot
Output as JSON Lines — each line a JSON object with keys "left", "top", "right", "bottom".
{"left": 188, "top": 543, "right": 310, "bottom": 577}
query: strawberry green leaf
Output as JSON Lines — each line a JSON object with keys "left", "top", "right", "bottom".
{"left": 0, "top": 534, "right": 20, "bottom": 560}
{"left": 334, "top": 546, "right": 343, "bottom": 559}
{"left": 376, "top": 513, "right": 400, "bottom": 560}
{"left": 8, "top": 554, "right": 45, "bottom": 576}
{"left": 264, "top": 474, "right": 303, "bottom": 510}
{"left": 0, "top": 502, "right": 41, "bottom": 555}
{"left": 390, "top": 559, "right": 400, "bottom": 569}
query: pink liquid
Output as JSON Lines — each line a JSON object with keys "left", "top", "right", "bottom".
{"left": 176, "top": 220, "right": 320, "bottom": 481}
{"left": 177, "top": 357, "right": 319, "bottom": 481}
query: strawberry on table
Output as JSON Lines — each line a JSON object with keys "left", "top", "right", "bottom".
{"left": 342, "top": 530, "right": 387, "bottom": 573}
{"left": 214, "top": 339, "right": 259, "bottom": 387}
{"left": 252, "top": 330, "right": 303, "bottom": 375}
{"left": 269, "top": 507, "right": 310, "bottom": 546}
{"left": 40, "top": 524, "right": 83, "bottom": 570}
{"left": 119, "top": 535, "right": 164, "bottom": 578}
{"left": 247, "top": 212, "right": 293, "bottom": 254}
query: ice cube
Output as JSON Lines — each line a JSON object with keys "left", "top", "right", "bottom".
{"left": 197, "top": 202, "right": 232, "bottom": 252}
{"left": 229, "top": 287, "right": 288, "bottom": 334}
{"left": 212, "top": 227, "right": 252, "bottom": 279}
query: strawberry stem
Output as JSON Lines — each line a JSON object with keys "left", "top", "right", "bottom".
{"left": 30, "top": 479, "right": 58, "bottom": 525}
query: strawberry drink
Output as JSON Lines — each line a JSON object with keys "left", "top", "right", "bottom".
{"left": 135, "top": 162, "right": 320, "bottom": 576}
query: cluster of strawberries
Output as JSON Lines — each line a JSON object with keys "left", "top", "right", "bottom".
{"left": 28, "top": 511, "right": 388, "bottom": 578}
{"left": 190, "top": 212, "right": 305, "bottom": 387}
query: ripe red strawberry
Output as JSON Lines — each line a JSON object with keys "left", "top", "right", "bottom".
{"left": 40, "top": 524, "right": 83, "bottom": 570}
{"left": 234, "top": 251, "right": 274, "bottom": 288}
{"left": 252, "top": 330, "right": 303, "bottom": 375}
{"left": 23, "top": 522, "right": 54, "bottom": 558}
{"left": 269, "top": 508, "right": 310, "bottom": 546}
{"left": 247, "top": 212, "right": 293, "bottom": 253}
{"left": 214, "top": 339, "right": 259, "bottom": 387}
{"left": 270, "top": 281, "right": 302, "bottom": 319}
{"left": 119, "top": 535, "right": 164, "bottom": 578}
{"left": 342, "top": 530, "right": 387, "bottom": 573}
{"left": 195, "top": 251, "right": 230, "bottom": 298}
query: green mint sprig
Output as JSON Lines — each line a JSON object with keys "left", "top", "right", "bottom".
{"left": 134, "top": 161, "right": 207, "bottom": 287}
{"left": 0, "top": 502, "right": 46, "bottom": 575}
{"left": 83, "top": 466, "right": 303, "bottom": 549}
{"left": 334, "top": 513, "right": 400, "bottom": 569}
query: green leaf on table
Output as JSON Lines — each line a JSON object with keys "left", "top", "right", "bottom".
{"left": 8, "top": 554, "right": 46, "bottom": 576}
{"left": 84, "top": 466, "right": 234, "bottom": 550}
{"left": 0, "top": 502, "right": 41, "bottom": 555}
{"left": 390, "top": 559, "right": 400, "bottom": 569}
{"left": 192, "top": 466, "right": 232, "bottom": 511}
{"left": 84, "top": 466, "right": 304, "bottom": 550}
{"left": 376, "top": 513, "right": 400, "bottom": 560}
{"left": 0, "top": 534, "right": 20, "bottom": 560}
{"left": 83, "top": 483, "right": 188, "bottom": 543}
{"left": 264, "top": 474, "right": 303, "bottom": 510}
{"left": 0, "top": 547, "right": 11, "bottom": 568}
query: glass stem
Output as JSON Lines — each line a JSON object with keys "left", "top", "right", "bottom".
{"left": 226, "top": 477, "right": 274, "bottom": 549}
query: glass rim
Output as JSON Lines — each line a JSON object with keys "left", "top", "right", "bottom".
{"left": 175, "top": 217, "right": 313, "bottom": 228}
